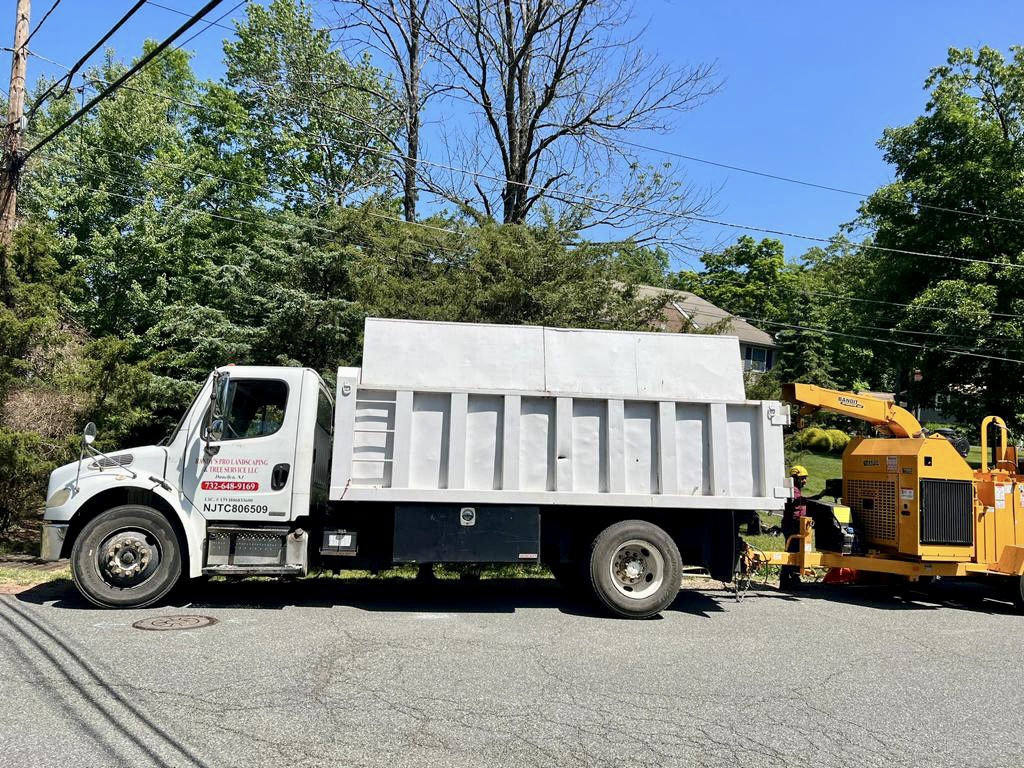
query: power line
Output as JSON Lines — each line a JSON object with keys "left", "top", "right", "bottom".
{"left": 679, "top": 299, "right": 1024, "bottom": 352}
{"left": 228, "top": 81, "right": 1023, "bottom": 270}
{"left": 25, "top": 0, "right": 149, "bottom": 120}
{"left": 31, "top": 145, "right": 469, "bottom": 254}
{"left": 277, "top": 73, "right": 1024, "bottom": 229}
{"left": 729, "top": 315, "right": 1024, "bottom": 366}
{"left": 145, "top": 0, "right": 235, "bottom": 32}
{"left": 615, "top": 138, "right": 1024, "bottom": 228}
{"left": 175, "top": 0, "right": 244, "bottom": 49}
{"left": 45, "top": 68, "right": 1021, "bottom": 275}
{"left": 298, "top": 122, "right": 1024, "bottom": 272}
{"left": 37, "top": 143, "right": 1024, "bottom": 364}
{"left": 97, "top": 67, "right": 1008, "bottom": 272}
{"left": 678, "top": 305, "right": 1024, "bottom": 351}
{"left": 24, "top": 20, "right": 1024, "bottom": 235}
{"left": 24, "top": 0, "right": 228, "bottom": 161}
{"left": 23, "top": 0, "right": 62, "bottom": 48}
{"left": 784, "top": 286, "right": 1024, "bottom": 322}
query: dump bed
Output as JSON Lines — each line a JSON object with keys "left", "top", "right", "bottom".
{"left": 329, "top": 319, "right": 789, "bottom": 510}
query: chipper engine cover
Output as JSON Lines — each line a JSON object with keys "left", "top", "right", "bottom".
{"left": 806, "top": 499, "right": 861, "bottom": 555}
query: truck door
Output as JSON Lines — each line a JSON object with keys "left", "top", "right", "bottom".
{"left": 182, "top": 369, "right": 304, "bottom": 521}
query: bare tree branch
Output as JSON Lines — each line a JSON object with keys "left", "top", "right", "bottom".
{"left": 331, "top": 0, "right": 439, "bottom": 220}
{"left": 426, "top": 0, "right": 719, "bottom": 243}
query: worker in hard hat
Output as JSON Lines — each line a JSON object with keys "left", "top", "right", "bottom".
{"left": 781, "top": 465, "right": 811, "bottom": 589}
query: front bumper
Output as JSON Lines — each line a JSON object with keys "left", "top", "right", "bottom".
{"left": 40, "top": 523, "right": 69, "bottom": 561}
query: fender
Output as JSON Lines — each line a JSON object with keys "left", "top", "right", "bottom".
{"left": 46, "top": 474, "right": 208, "bottom": 578}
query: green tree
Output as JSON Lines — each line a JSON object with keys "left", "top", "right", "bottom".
{"left": 670, "top": 236, "right": 794, "bottom": 322}
{"left": 345, "top": 211, "right": 665, "bottom": 331}
{"left": 856, "top": 46, "right": 1024, "bottom": 425}
{"left": 224, "top": 0, "right": 399, "bottom": 212}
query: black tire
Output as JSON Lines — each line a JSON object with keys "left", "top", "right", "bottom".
{"left": 589, "top": 520, "right": 683, "bottom": 619}
{"left": 1007, "top": 575, "right": 1024, "bottom": 612}
{"left": 71, "top": 504, "right": 183, "bottom": 608}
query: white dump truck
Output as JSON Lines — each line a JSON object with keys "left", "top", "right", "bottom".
{"left": 40, "top": 318, "right": 790, "bottom": 617}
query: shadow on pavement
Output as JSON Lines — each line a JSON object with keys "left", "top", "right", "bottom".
{"left": 743, "top": 578, "right": 1020, "bottom": 616}
{"left": 13, "top": 573, "right": 1020, "bottom": 618}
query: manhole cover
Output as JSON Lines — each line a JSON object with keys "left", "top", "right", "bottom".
{"left": 132, "top": 615, "right": 218, "bottom": 631}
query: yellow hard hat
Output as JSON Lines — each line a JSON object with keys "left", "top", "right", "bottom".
{"left": 790, "top": 465, "right": 809, "bottom": 478}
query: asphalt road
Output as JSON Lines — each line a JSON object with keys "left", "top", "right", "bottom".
{"left": 1, "top": 576, "right": 1023, "bottom": 768}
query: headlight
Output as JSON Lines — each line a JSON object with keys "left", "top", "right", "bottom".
{"left": 46, "top": 487, "right": 73, "bottom": 508}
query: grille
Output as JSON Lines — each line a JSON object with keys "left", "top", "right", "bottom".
{"left": 88, "top": 453, "right": 133, "bottom": 469}
{"left": 920, "top": 479, "right": 973, "bottom": 546}
{"left": 846, "top": 479, "right": 897, "bottom": 544}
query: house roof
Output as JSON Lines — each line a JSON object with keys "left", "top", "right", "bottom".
{"left": 633, "top": 284, "right": 777, "bottom": 348}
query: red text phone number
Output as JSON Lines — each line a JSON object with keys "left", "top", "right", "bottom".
{"left": 201, "top": 481, "right": 260, "bottom": 491}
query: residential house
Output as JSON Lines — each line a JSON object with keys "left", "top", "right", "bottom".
{"left": 634, "top": 285, "right": 778, "bottom": 372}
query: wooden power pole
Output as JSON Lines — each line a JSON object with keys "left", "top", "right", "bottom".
{"left": 1, "top": 0, "right": 30, "bottom": 306}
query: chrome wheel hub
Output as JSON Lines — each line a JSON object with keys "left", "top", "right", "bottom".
{"left": 609, "top": 539, "right": 665, "bottom": 599}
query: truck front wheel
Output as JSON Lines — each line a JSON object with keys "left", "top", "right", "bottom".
{"left": 589, "top": 520, "right": 682, "bottom": 619}
{"left": 71, "top": 505, "right": 183, "bottom": 608}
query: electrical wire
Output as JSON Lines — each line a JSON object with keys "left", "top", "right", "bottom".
{"left": 614, "top": 138, "right": 1024, "bottom": 228}
{"left": 36, "top": 134, "right": 469, "bottom": 241}
{"left": 31, "top": 146, "right": 469, "bottom": 258}
{"left": 25, "top": 0, "right": 149, "bottom": 120}
{"left": 175, "top": 0, "right": 245, "bottom": 49}
{"left": 19, "top": 17, "right": 1024, "bottom": 366}
{"left": 145, "top": 0, "right": 236, "bottom": 32}
{"left": 784, "top": 286, "right": 1024, "bottom": 322}
{"left": 274, "top": 72, "right": 1024, "bottom": 229}
{"left": 233, "top": 85, "right": 1024, "bottom": 271}
{"left": 23, "top": 0, "right": 62, "bottom": 49}
{"left": 23, "top": 15, "right": 1024, "bottom": 236}
{"left": 733, "top": 315, "right": 1024, "bottom": 365}
{"left": 51, "top": 67, "right": 1024, "bottom": 274}
{"left": 24, "top": 0, "right": 228, "bottom": 161}
{"left": 677, "top": 305, "right": 1024, "bottom": 350}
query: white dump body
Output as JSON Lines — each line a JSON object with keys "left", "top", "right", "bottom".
{"left": 329, "top": 319, "right": 789, "bottom": 510}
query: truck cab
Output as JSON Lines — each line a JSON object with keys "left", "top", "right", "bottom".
{"left": 40, "top": 365, "right": 331, "bottom": 607}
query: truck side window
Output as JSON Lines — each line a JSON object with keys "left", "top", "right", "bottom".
{"left": 316, "top": 389, "right": 334, "bottom": 435}
{"left": 220, "top": 379, "right": 289, "bottom": 440}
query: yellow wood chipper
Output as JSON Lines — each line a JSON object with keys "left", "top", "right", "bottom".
{"left": 744, "top": 383, "right": 1024, "bottom": 608}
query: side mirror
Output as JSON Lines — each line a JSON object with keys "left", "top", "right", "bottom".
{"left": 212, "top": 375, "right": 229, "bottom": 421}
{"left": 83, "top": 422, "right": 97, "bottom": 446}
{"left": 204, "top": 417, "right": 225, "bottom": 443}
{"left": 204, "top": 372, "right": 230, "bottom": 454}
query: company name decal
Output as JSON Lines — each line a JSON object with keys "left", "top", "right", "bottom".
{"left": 838, "top": 396, "right": 864, "bottom": 409}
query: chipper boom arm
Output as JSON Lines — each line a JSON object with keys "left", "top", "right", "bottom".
{"left": 781, "top": 383, "right": 924, "bottom": 439}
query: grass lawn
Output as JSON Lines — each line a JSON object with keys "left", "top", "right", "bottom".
{"left": 785, "top": 451, "right": 843, "bottom": 497}
{"left": 0, "top": 564, "right": 71, "bottom": 594}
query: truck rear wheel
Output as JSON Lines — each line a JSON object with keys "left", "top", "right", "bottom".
{"left": 589, "top": 520, "right": 682, "bottom": 619}
{"left": 71, "top": 505, "right": 182, "bottom": 608}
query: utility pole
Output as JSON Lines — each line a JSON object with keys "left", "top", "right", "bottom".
{"left": 1, "top": 0, "right": 30, "bottom": 306}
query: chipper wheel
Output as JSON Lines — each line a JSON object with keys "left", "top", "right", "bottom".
{"left": 1007, "top": 575, "right": 1024, "bottom": 613}
{"left": 589, "top": 520, "right": 682, "bottom": 619}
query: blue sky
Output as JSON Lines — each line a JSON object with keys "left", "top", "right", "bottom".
{"left": 9, "top": 1, "right": 1024, "bottom": 269}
